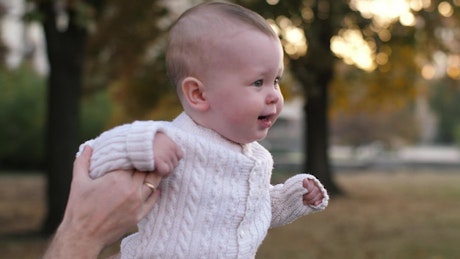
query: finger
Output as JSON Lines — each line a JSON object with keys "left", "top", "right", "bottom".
{"left": 303, "top": 178, "right": 314, "bottom": 190}
{"left": 170, "top": 157, "right": 177, "bottom": 170}
{"left": 176, "top": 149, "right": 183, "bottom": 162}
{"left": 154, "top": 162, "right": 166, "bottom": 175}
{"left": 145, "top": 171, "right": 162, "bottom": 187}
{"left": 155, "top": 162, "right": 171, "bottom": 176}
{"left": 305, "top": 191, "right": 323, "bottom": 206}
{"left": 314, "top": 191, "right": 324, "bottom": 203}
{"left": 131, "top": 170, "right": 151, "bottom": 198}
{"left": 135, "top": 172, "right": 155, "bottom": 199}
{"left": 141, "top": 183, "right": 154, "bottom": 199}
{"left": 169, "top": 156, "right": 177, "bottom": 168}
{"left": 175, "top": 146, "right": 184, "bottom": 160}
{"left": 305, "top": 188, "right": 320, "bottom": 201}
{"left": 303, "top": 188, "right": 317, "bottom": 201}
{"left": 73, "top": 145, "right": 93, "bottom": 181}
{"left": 166, "top": 160, "right": 174, "bottom": 173}
{"left": 140, "top": 171, "right": 163, "bottom": 200}
{"left": 314, "top": 199, "right": 322, "bottom": 206}
{"left": 140, "top": 189, "right": 160, "bottom": 220}
{"left": 311, "top": 194, "right": 323, "bottom": 206}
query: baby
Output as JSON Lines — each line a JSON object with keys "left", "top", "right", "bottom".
{"left": 80, "top": 2, "right": 329, "bottom": 258}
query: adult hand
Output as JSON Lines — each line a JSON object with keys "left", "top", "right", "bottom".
{"left": 43, "top": 146, "right": 161, "bottom": 259}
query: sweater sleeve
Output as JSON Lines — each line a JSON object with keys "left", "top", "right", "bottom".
{"left": 76, "top": 120, "right": 168, "bottom": 179}
{"left": 269, "top": 173, "right": 329, "bottom": 228}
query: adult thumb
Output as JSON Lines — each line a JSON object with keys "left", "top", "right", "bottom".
{"left": 73, "top": 145, "right": 93, "bottom": 181}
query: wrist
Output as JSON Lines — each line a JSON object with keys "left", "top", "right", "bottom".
{"left": 47, "top": 218, "right": 104, "bottom": 259}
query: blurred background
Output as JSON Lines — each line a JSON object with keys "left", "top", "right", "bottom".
{"left": 1, "top": 0, "right": 459, "bottom": 258}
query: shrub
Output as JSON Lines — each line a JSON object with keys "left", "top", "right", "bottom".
{"left": 79, "top": 90, "right": 113, "bottom": 143}
{"left": 0, "top": 65, "right": 46, "bottom": 169}
{"left": 0, "top": 65, "right": 113, "bottom": 170}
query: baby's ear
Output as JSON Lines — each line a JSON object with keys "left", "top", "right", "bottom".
{"left": 181, "top": 77, "right": 209, "bottom": 112}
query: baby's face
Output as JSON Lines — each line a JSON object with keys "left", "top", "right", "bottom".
{"left": 200, "top": 28, "right": 284, "bottom": 144}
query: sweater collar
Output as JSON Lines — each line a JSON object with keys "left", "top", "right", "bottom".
{"left": 173, "top": 112, "right": 251, "bottom": 155}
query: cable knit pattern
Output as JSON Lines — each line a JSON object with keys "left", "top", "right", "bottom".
{"left": 81, "top": 112, "right": 329, "bottom": 258}
{"left": 77, "top": 122, "right": 168, "bottom": 179}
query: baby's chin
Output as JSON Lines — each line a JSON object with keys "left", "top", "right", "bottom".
{"left": 226, "top": 135, "right": 264, "bottom": 145}
{"left": 246, "top": 133, "right": 270, "bottom": 144}
{"left": 221, "top": 128, "right": 271, "bottom": 145}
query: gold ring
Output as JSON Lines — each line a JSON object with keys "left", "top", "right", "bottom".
{"left": 144, "top": 182, "right": 156, "bottom": 192}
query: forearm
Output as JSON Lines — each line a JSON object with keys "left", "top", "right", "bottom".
{"left": 44, "top": 146, "right": 162, "bottom": 259}
{"left": 43, "top": 220, "right": 103, "bottom": 259}
{"left": 79, "top": 121, "right": 167, "bottom": 178}
{"left": 270, "top": 174, "right": 328, "bottom": 228}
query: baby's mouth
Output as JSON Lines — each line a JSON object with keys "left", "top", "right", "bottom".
{"left": 258, "top": 114, "right": 275, "bottom": 128}
{"left": 258, "top": 114, "right": 275, "bottom": 122}
{"left": 258, "top": 115, "right": 269, "bottom": 121}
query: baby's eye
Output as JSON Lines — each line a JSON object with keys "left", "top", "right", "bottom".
{"left": 252, "top": 79, "right": 263, "bottom": 87}
{"left": 274, "top": 77, "right": 280, "bottom": 85}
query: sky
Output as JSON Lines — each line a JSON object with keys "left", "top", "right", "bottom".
{"left": 1, "top": 0, "right": 48, "bottom": 74}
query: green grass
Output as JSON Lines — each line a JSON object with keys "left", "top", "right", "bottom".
{"left": 1, "top": 170, "right": 459, "bottom": 258}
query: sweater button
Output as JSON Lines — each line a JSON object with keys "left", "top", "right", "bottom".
{"left": 239, "top": 230, "right": 245, "bottom": 238}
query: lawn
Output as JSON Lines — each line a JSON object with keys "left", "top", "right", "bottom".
{"left": 1, "top": 169, "right": 459, "bottom": 258}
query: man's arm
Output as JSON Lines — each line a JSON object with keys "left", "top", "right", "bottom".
{"left": 43, "top": 146, "right": 162, "bottom": 259}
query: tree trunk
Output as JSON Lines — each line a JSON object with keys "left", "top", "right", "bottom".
{"left": 293, "top": 8, "right": 343, "bottom": 196}
{"left": 304, "top": 76, "right": 342, "bottom": 195}
{"left": 40, "top": 3, "right": 87, "bottom": 235}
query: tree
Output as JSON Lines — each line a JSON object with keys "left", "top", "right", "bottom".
{"left": 430, "top": 79, "right": 460, "bottom": 144}
{"left": 28, "top": 0, "right": 172, "bottom": 235}
{"left": 329, "top": 41, "right": 420, "bottom": 148}
{"left": 33, "top": 0, "right": 90, "bottom": 234}
{"left": 83, "top": 0, "right": 174, "bottom": 123}
{"left": 0, "top": 2, "right": 7, "bottom": 66}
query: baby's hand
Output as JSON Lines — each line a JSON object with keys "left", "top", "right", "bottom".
{"left": 302, "top": 178, "right": 324, "bottom": 207}
{"left": 153, "top": 132, "right": 183, "bottom": 176}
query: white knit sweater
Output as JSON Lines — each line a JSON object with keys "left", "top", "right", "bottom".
{"left": 80, "top": 112, "right": 329, "bottom": 258}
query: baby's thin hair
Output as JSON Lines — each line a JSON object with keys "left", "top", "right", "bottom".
{"left": 165, "top": 1, "right": 278, "bottom": 92}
